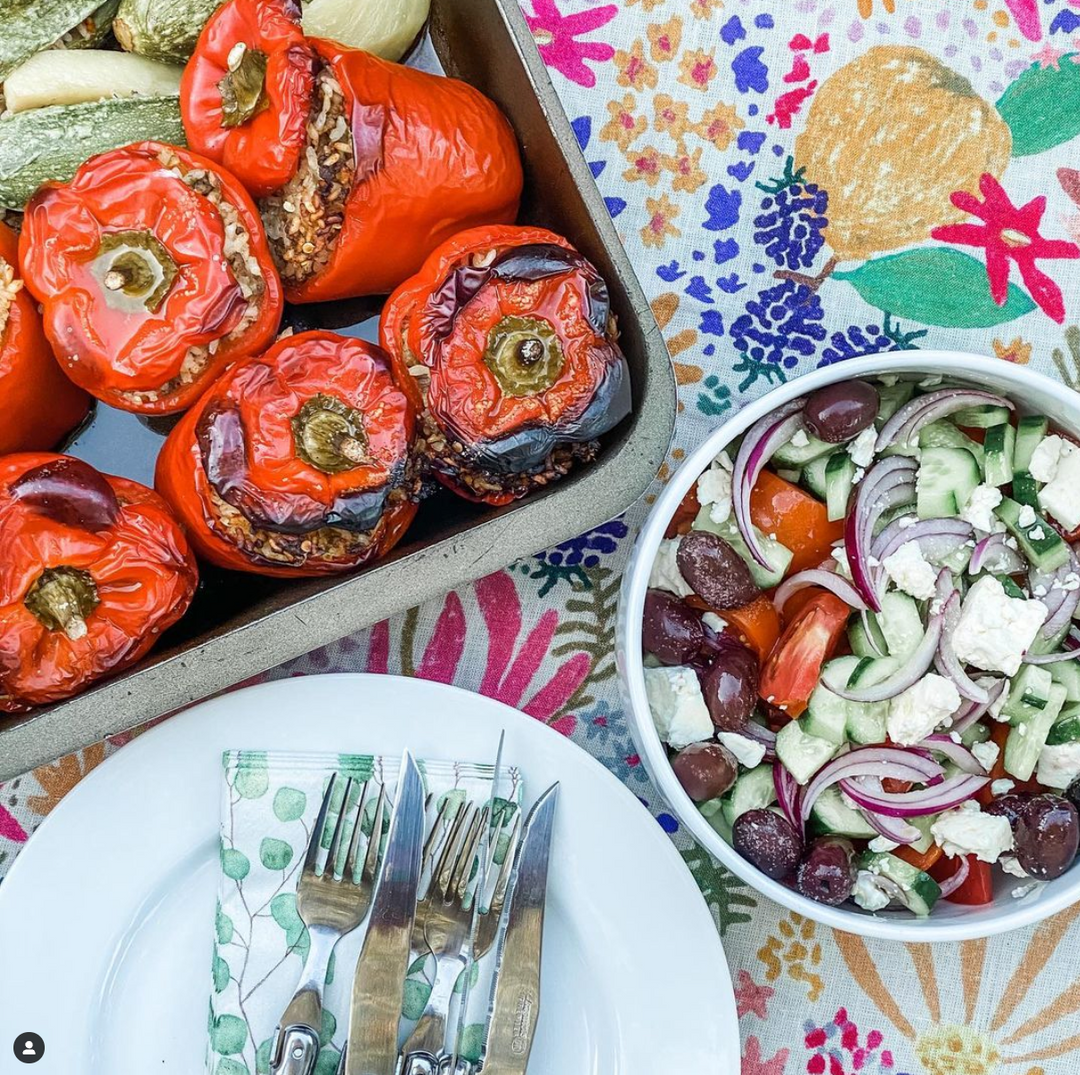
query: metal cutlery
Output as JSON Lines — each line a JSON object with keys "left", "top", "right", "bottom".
{"left": 271, "top": 773, "right": 388, "bottom": 1075}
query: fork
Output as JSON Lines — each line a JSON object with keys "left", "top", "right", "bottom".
{"left": 270, "top": 773, "right": 387, "bottom": 1075}
{"left": 399, "top": 799, "right": 488, "bottom": 1075}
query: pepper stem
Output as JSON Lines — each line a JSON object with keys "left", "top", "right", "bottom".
{"left": 25, "top": 566, "right": 99, "bottom": 640}
{"left": 484, "top": 316, "right": 565, "bottom": 398}
{"left": 292, "top": 394, "right": 371, "bottom": 474}
{"left": 218, "top": 44, "right": 270, "bottom": 128}
{"left": 94, "top": 231, "right": 178, "bottom": 313}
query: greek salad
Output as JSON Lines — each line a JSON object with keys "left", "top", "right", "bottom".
{"left": 644, "top": 374, "right": 1080, "bottom": 916}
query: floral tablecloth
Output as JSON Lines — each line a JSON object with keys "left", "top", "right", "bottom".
{"left": 6, "top": 1, "right": 1080, "bottom": 1072}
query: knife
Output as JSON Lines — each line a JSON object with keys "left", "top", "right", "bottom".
{"left": 479, "top": 782, "right": 559, "bottom": 1075}
{"left": 341, "top": 751, "right": 426, "bottom": 1075}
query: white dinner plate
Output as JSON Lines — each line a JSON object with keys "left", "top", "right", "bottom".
{"left": 0, "top": 674, "right": 737, "bottom": 1073}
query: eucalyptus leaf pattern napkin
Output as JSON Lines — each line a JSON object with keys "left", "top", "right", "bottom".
{"left": 208, "top": 750, "right": 522, "bottom": 1075}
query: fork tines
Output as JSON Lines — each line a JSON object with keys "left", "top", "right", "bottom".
{"left": 303, "top": 772, "right": 388, "bottom": 885}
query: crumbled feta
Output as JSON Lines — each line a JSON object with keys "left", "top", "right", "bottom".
{"left": 717, "top": 731, "right": 766, "bottom": 769}
{"left": 644, "top": 666, "right": 713, "bottom": 749}
{"left": 852, "top": 870, "right": 893, "bottom": 912}
{"left": 1036, "top": 445, "right": 1080, "bottom": 529}
{"left": 920, "top": 374, "right": 943, "bottom": 388}
{"left": 848, "top": 426, "right": 878, "bottom": 468}
{"left": 1001, "top": 854, "right": 1028, "bottom": 878}
{"left": 790, "top": 428, "right": 810, "bottom": 449}
{"left": 1018, "top": 503, "right": 1037, "bottom": 528}
{"left": 840, "top": 789, "right": 861, "bottom": 812}
{"left": 898, "top": 515, "right": 917, "bottom": 529}
{"left": 991, "top": 779, "right": 1015, "bottom": 796}
{"left": 887, "top": 674, "right": 962, "bottom": 746}
{"left": 879, "top": 374, "right": 899, "bottom": 386}
{"left": 702, "top": 612, "right": 727, "bottom": 634}
{"left": 930, "top": 801, "right": 1014, "bottom": 863}
{"left": 988, "top": 681, "right": 1010, "bottom": 720}
{"left": 1029, "top": 526, "right": 1046, "bottom": 542}
{"left": 951, "top": 576, "right": 1048, "bottom": 676}
{"left": 960, "top": 484, "right": 1004, "bottom": 533}
{"left": 868, "top": 836, "right": 900, "bottom": 853}
{"left": 881, "top": 542, "right": 938, "bottom": 600}
{"left": 971, "top": 740, "right": 1000, "bottom": 772}
{"left": 649, "top": 538, "right": 694, "bottom": 598}
{"left": 696, "top": 463, "right": 732, "bottom": 525}
{"left": 1054, "top": 573, "right": 1080, "bottom": 592}
{"left": 831, "top": 545, "right": 853, "bottom": 579}
{"left": 1036, "top": 741, "right": 1080, "bottom": 789}
{"left": 1029, "top": 435, "right": 1065, "bottom": 483}
{"left": 1012, "top": 881, "right": 1042, "bottom": 899}
{"left": 1033, "top": 584, "right": 1048, "bottom": 598}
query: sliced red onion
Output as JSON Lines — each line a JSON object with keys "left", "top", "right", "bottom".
{"left": 938, "top": 855, "right": 971, "bottom": 898}
{"left": 858, "top": 610, "right": 887, "bottom": 657}
{"left": 799, "top": 747, "right": 945, "bottom": 826}
{"left": 731, "top": 399, "right": 805, "bottom": 570}
{"left": 857, "top": 794, "right": 923, "bottom": 845}
{"left": 774, "top": 764, "right": 800, "bottom": 832}
{"left": 1032, "top": 550, "right": 1080, "bottom": 643}
{"left": 845, "top": 457, "right": 918, "bottom": 611}
{"left": 970, "top": 534, "right": 1025, "bottom": 576}
{"left": 773, "top": 569, "right": 870, "bottom": 613}
{"left": 875, "top": 389, "right": 1014, "bottom": 454}
{"left": 872, "top": 516, "right": 974, "bottom": 569}
{"left": 936, "top": 592, "right": 990, "bottom": 705}
{"left": 924, "top": 734, "right": 986, "bottom": 774}
{"left": 839, "top": 772, "right": 989, "bottom": 817}
{"left": 951, "top": 678, "right": 1006, "bottom": 733}
{"left": 741, "top": 722, "right": 777, "bottom": 764}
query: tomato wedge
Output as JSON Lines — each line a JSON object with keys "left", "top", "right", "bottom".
{"left": 930, "top": 854, "right": 994, "bottom": 905}
{"left": 750, "top": 471, "right": 844, "bottom": 576}
{"left": 686, "top": 593, "right": 780, "bottom": 663}
{"left": 666, "top": 484, "right": 701, "bottom": 539}
{"left": 758, "top": 590, "right": 850, "bottom": 717}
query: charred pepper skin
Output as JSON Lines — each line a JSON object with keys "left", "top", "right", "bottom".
{"left": 18, "top": 141, "right": 284, "bottom": 416}
{"left": 181, "top": 0, "right": 316, "bottom": 198}
{"left": 279, "top": 42, "right": 524, "bottom": 304}
{"left": 155, "top": 330, "right": 420, "bottom": 578}
{"left": 0, "top": 454, "right": 198, "bottom": 712}
{"left": 380, "top": 225, "right": 632, "bottom": 507}
{"left": 0, "top": 222, "right": 90, "bottom": 454}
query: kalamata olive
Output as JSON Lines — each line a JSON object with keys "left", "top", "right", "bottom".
{"left": 1014, "top": 794, "right": 1080, "bottom": 880}
{"left": 983, "top": 794, "right": 1032, "bottom": 830}
{"left": 1064, "top": 775, "right": 1080, "bottom": 816}
{"left": 700, "top": 637, "right": 759, "bottom": 732}
{"left": 802, "top": 379, "right": 880, "bottom": 444}
{"left": 732, "top": 809, "right": 802, "bottom": 879}
{"left": 796, "top": 836, "right": 857, "bottom": 905}
{"left": 642, "top": 589, "right": 704, "bottom": 665}
{"left": 676, "top": 531, "right": 759, "bottom": 609}
{"left": 672, "top": 742, "right": 738, "bottom": 802}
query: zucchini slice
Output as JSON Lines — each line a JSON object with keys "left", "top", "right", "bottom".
{"left": 0, "top": 0, "right": 114, "bottom": 81}
{"left": 113, "top": 0, "right": 220, "bottom": 64}
{"left": 302, "top": 0, "right": 431, "bottom": 62}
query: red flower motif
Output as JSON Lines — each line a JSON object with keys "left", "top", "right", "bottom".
{"left": 524, "top": 0, "right": 618, "bottom": 88}
{"left": 735, "top": 970, "right": 775, "bottom": 1019}
{"left": 931, "top": 173, "right": 1080, "bottom": 323}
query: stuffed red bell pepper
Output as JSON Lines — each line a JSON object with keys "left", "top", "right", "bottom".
{"left": 0, "top": 455, "right": 198, "bottom": 712}
{"left": 180, "top": 0, "right": 316, "bottom": 198}
{"left": 0, "top": 222, "right": 90, "bottom": 454}
{"left": 380, "top": 225, "right": 632, "bottom": 506}
{"left": 19, "top": 141, "right": 284, "bottom": 416}
{"left": 155, "top": 330, "right": 420, "bottom": 577}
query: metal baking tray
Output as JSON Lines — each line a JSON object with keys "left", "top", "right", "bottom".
{"left": 0, "top": 0, "right": 675, "bottom": 779}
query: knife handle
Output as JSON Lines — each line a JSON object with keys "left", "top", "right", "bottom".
{"left": 270, "top": 1024, "right": 321, "bottom": 1075}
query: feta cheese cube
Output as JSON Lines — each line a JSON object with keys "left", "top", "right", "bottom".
{"left": 951, "top": 576, "right": 1048, "bottom": 676}
{"left": 971, "top": 740, "right": 1000, "bottom": 772}
{"left": 1035, "top": 741, "right": 1080, "bottom": 790}
{"left": 649, "top": 538, "right": 694, "bottom": 599}
{"left": 1000, "top": 854, "right": 1028, "bottom": 878}
{"left": 887, "top": 674, "right": 962, "bottom": 746}
{"left": 831, "top": 545, "right": 853, "bottom": 580}
{"left": 960, "top": 484, "right": 1004, "bottom": 534}
{"left": 717, "top": 731, "right": 766, "bottom": 769}
{"left": 848, "top": 426, "right": 878, "bottom": 468}
{"left": 790, "top": 428, "right": 810, "bottom": 449}
{"left": 1029, "top": 435, "right": 1064, "bottom": 483}
{"left": 868, "top": 836, "right": 900, "bottom": 853}
{"left": 702, "top": 612, "right": 727, "bottom": 634}
{"left": 881, "top": 542, "right": 937, "bottom": 600}
{"left": 991, "top": 778, "right": 1015, "bottom": 796}
{"left": 930, "top": 801, "right": 1014, "bottom": 863}
{"left": 696, "top": 463, "right": 732, "bottom": 525}
{"left": 1039, "top": 443, "right": 1080, "bottom": 530}
{"left": 1018, "top": 503, "right": 1037, "bottom": 528}
{"left": 644, "top": 666, "right": 713, "bottom": 749}
{"left": 852, "top": 870, "right": 893, "bottom": 912}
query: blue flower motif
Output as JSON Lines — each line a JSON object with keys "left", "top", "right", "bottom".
{"left": 531, "top": 520, "right": 630, "bottom": 594}
{"left": 581, "top": 701, "right": 652, "bottom": 785}
{"left": 703, "top": 183, "right": 742, "bottom": 232}
{"left": 817, "top": 317, "right": 928, "bottom": 367}
{"left": 732, "top": 46, "right": 769, "bottom": 93}
{"left": 754, "top": 183, "right": 828, "bottom": 271}
{"left": 730, "top": 279, "right": 826, "bottom": 370}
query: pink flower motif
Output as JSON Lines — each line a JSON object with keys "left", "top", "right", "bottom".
{"left": 1005, "top": 0, "right": 1042, "bottom": 41}
{"left": 735, "top": 970, "right": 775, "bottom": 1019}
{"left": 0, "top": 802, "right": 27, "bottom": 843}
{"left": 524, "top": 0, "right": 618, "bottom": 88}
{"left": 744, "top": 1036, "right": 789, "bottom": 1075}
{"left": 1031, "top": 41, "right": 1066, "bottom": 69}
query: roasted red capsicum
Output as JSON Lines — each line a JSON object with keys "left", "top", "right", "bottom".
{"left": 0, "top": 454, "right": 198, "bottom": 711}
{"left": 19, "top": 141, "right": 284, "bottom": 416}
{"left": 0, "top": 222, "right": 90, "bottom": 454}
{"left": 155, "top": 330, "right": 420, "bottom": 577}
{"left": 380, "top": 225, "right": 632, "bottom": 506}
{"left": 258, "top": 41, "right": 523, "bottom": 303}
{"left": 181, "top": 0, "right": 316, "bottom": 198}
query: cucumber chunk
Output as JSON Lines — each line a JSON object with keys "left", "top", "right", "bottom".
{"left": 1002, "top": 665, "right": 1053, "bottom": 726}
{"left": 773, "top": 427, "right": 836, "bottom": 467}
{"left": 805, "top": 657, "right": 860, "bottom": 744}
{"left": 1014, "top": 415, "right": 1049, "bottom": 473}
{"left": 995, "top": 497, "right": 1070, "bottom": 573}
{"left": 983, "top": 422, "right": 1016, "bottom": 487}
{"left": 809, "top": 786, "right": 877, "bottom": 838}
{"left": 1005, "top": 682, "right": 1068, "bottom": 781}
{"left": 721, "top": 763, "right": 777, "bottom": 825}
{"left": 875, "top": 381, "right": 916, "bottom": 425}
{"left": 1051, "top": 661, "right": 1080, "bottom": 703}
{"left": 691, "top": 508, "right": 794, "bottom": 588}
{"left": 825, "top": 452, "right": 857, "bottom": 522}
{"left": 1012, "top": 471, "right": 1040, "bottom": 509}
{"left": 1046, "top": 702, "right": 1080, "bottom": 746}
{"left": 858, "top": 852, "right": 942, "bottom": 916}
{"left": 918, "top": 420, "right": 985, "bottom": 467}
{"left": 775, "top": 722, "right": 839, "bottom": 786}
{"left": 801, "top": 453, "right": 831, "bottom": 501}
{"left": 877, "top": 592, "right": 924, "bottom": 661}
{"left": 916, "top": 446, "right": 980, "bottom": 519}
{"left": 848, "top": 615, "right": 887, "bottom": 659}
{"left": 951, "top": 404, "right": 1012, "bottom": 428}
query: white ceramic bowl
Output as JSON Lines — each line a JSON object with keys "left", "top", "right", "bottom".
{"left": 618, "top": 351, "right": 1080, "bottom": 942}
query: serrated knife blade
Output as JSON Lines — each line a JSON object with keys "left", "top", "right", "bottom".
{"left": 480, "top": 782, "right": 559, "bottom": 1075}
{"left": 343, "top": 751, "right": 425, "bottom": 1075}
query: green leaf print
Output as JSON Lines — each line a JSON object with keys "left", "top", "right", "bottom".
{"left": 459, "top": 1024, "right": 486, "bottom": 1064}
{"left": 680, "top": 846, "right": 756, "bottom": 935}
{"left": 320, "top": 1009, "right": 336, "bottom": 1047}
{"left": 273, "top": 787, "right": 307, "bottom": 822}
{"left": 256, "top": 1038, "right": 273, "bottom": 1075}
{"left": 215, "top": 903, "right": 234, "bottom": 945}
{"left": 452, "top": 960, "right": 480, "bottom": 995}
{"left": 221, "top": 845, "right": 251, "bottom": 881}
{"left": 315, "top": 1048, "right": 341, "bottom": 1075}
{"left": 260, "top": 837, "right": 294, "bottom": 871}
{"left": 211, "top": 1013, "right": 248, "bottom": 1055}
{"left": 217, "top": 1060, "right": 249, "bottom": 1075}
{"left": 997, "top": 55, "right": 1080, "bottom": 157}
{"left": 234, "top": 752, "right": 269, "bottom": 798}
{"left": 834, "top": 248, "right": 1036, "bottom": 328}
{"left": 213, "top": 953, "right": 230, "bottom": 993}
{"left": 403, "top": 977, "right": 433, "bottom": 1020}
{"left": 270, "top": 892, "right": 310, "bottom": 961}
